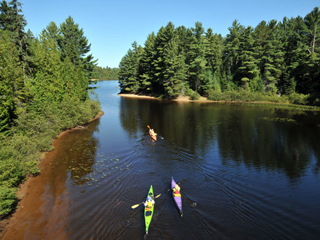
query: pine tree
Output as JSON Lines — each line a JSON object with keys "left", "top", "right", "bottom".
{"left": 139, "top": 32, "right": 156, "bottom": 92}
{"left": 278, "top": 17, "right": 298, "bottom": 95}
{"left": 300, "top": 7, "right": 320, "bottom": 94}
{"left": 203, "top": 28, "right": 223, "bottom": 92}
{"left": 58, "top": 16, "right": 97, "bottom": 78}
{"left": 162, "top": 36, "right": 187, "bottom": 98}
{"left": 224, "top": 20, "right": 244, "bottom": 87}
{"left": 0, "top": 0, "right": 31, "bottom": 106}
{"left": 188, "top": 22, "right": 207, "bottom": 93}
{"left": 29, "top": 27, "right": 65, "bottom": 104}
{"left": 254, "top": 20, "right": 284, "bottom": 93}
{"left": 118, "top": 42, "right": 142, "bottom": 93}
{"left": 0, "top": 29, "right": 23, "bottom": 133}
{"left": 152, "top": 22, "right": 176, "bottom": 94}
{"left": 238, "top": 26, "right": 260, "bottom": 91}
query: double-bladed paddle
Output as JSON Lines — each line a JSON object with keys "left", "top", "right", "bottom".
{"left": 131, "top": 194, "right": 161, "bottom": 209}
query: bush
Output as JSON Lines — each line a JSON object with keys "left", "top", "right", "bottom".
{"left": 189, "top": 91, "right": 200, "bottom": 100}
{"left": 288, "top": 93, "right": 309, "bottom": 105}
{"left": 0, "top": 96, "right": 100, "bottom": 217}
{"left": 0, "top": 186, "right": 16, "bottom": 216}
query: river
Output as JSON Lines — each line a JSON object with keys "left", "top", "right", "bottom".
{"left": 2, "top": 80, "right": 320, "bottom": 240}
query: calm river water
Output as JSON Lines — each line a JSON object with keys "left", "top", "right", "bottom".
{"left": 3, "top": 80, "right": 320, "bottom": 240}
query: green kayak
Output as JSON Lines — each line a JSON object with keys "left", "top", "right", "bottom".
{"left": 144, "top": 185, "right": 154, "bottom": 236}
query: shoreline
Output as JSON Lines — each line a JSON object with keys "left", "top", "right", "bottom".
{"left": 117, "top": 93, "right": 275, "bottom": 104}
{"left": 117, "top": 93, "right": 320, "bottom": 112}
{"left": 117, "top": 93, "right": 209, "bottom": 102}
{"left": 0, "top": 110, "right": 105, "bottom": 239}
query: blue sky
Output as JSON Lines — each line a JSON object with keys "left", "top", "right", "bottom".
{"left": 23, "top": 0, "right": 319, "bottom": 68}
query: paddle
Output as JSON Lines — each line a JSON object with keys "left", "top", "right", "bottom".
{"left": 156, "top": 179, "right": 186, "bottom": 198}
{"left": 131, "top": 194, "right": 161, "bottom": 209}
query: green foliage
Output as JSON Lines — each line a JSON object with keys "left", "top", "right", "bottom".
{"left": 58, "top": 16, "right": 97, "bottom": 78}
{"left": 92, "top": 66, "right": 119, "bottom": 80}
{"left": 189, "top": 91, "right": 201, "bottom": 100}
{"left": 1, "top": 3, "right": 100, "bottom": 217}
{"left": 118, "top": 7, "right": 319, "bottom": 106}
{"left": 0, "top": 186, "right": 16, "bottom": 216}
{"left": 118, "top": 42, "right": 143, "bottom": 93}
{"left": 0, "top": 29, "right": 24, "bottom": 132}
{"left": 207, "top": 89, "right": 289, "bottom": 103}
{"left": 288, "top": 93, "right": 309, "bottom": 105}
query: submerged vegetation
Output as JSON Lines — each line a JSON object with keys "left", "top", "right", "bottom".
{"left": 118, "top": 7, "right": 320, "bottom": 107}
{"left": 0, "top": 0, "right": 100, "bottom": 216}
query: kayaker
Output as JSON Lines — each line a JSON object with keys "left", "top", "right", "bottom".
{"left": 173, "top": 184, "right": 181, "bottom": 197}
{"left": 144, "top": 195, "right": 155, "bottom": 210}
{"left": 150, "top": 129, "right": 156, "bottom": 136}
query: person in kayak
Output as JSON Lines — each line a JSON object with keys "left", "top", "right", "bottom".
{"left": 144, "top": 195, "right": 155, "bottom": 210}
{"left": 150, "top": 129, "right": 157, "bottom": 136}
{"left": 173, "top": 184, "right": 181, "bottom": 197}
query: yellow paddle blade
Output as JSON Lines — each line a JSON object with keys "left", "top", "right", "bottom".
{"left": 147, "top": 125, "right": 150, "bottom": 129}
{"left": 155, "top": 194, "right": 161, "bottom": 198}
{"left": 131, "top": 204, "right": 141, "bottom": 209}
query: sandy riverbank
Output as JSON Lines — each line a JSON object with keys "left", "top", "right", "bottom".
{"left": 0, "top": 110, "right": 104, "bottom": 239}
{"left": 117, "top": 93, "right": 210, "bottom": 102}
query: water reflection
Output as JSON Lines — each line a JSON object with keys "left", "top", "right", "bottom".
{"left": 119, "top": 98, "right": 320, "bottom": 181}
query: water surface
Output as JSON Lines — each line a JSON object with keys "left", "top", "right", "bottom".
{"left": 3, "top": 80, "right": 320, "bottom": 240}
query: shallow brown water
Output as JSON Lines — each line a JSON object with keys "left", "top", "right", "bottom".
{"left": 2, "top": 81, "right": 320, "bottom": 240}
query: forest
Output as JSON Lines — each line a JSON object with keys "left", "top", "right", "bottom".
{"left": 92, "top": 66, "right": 120, "bottom": 80}
{"left": 118, "top": 7, "right": 320, "bottom": 105}
{"left": 0, "top": 0, "right": 100, "bottom": 216}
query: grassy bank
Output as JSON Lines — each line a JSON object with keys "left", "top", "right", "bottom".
{"left": 0, "top": 97, "right": 100, "bottom": 217}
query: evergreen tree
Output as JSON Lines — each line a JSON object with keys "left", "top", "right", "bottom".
{"left": 0, "top": 29, "right": 23, "bottom": 133}
{"left": 263, "top": 20, "right": 284, "bottom": 93}
{"left": 0, "top": 0, "right": 30, "bottom": 72}
{"left": 0, "top": 0, "right": 31, "bottom": 106}
{"left": 254, "top": 20, "right": 284, "bottom": 93}
{"left": 175, "top": 26, "right": 194, "bottom": 93}
{"left": 29, "top": 28, "right": 65, "bottom": 105}
{"left": 278, "top": 17, "right": 298, "bottom": 95}
{"left": 58, "top": 16, "right": 97, "bottom": 78}
{"left": 224, "top": 20, "right": 244, "bottom": 87}
{"left": 188, "top": 22, "right": 207, "bottom": 93}
{"left": 139, "top": 32, "right": 156, "bottom": 92}
{"left": 162, "top": 36, "right": 187, "bottom": 98}
{"left": 118, "top": 42, "right": 142, "bottom": 93}
{"left": 204, "top": 28, "right": 223, "bottom": 92}
{"left": 238, "top": 26, "right": 261, "bottom": 91}
{"left": 152, "top": 22, "right": 176, "bottom": 94}
{"left": 299, "top": 7, "right": 320, "bottom": 94}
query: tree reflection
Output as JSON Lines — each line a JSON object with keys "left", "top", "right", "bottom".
{"left": 119, "top": 98, "right": 320, "bottom": 180}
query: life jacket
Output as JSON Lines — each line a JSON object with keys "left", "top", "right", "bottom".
{"left": 174, "top": 190, "right": 181, "bottom": 197}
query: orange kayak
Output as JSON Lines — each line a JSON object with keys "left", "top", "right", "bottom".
{"left": 149, "top": 129, "right": 157, "bottom": 141}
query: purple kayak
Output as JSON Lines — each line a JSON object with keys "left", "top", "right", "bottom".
{"left": 171, "top": 177, "right": 183, "bottom": 217}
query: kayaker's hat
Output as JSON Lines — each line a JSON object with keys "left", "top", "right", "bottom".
{"left": 175, "top": 184, "right": 180, "bottom": 191}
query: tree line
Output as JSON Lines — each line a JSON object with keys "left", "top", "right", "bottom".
{"left": 118, "top": 7, "right": 320, "bottom": 105}
{"left": 92, "top": 66, "right": 120, "bottom": 80}
{"left": 0, "top": 0, "right": 100, "bottom": 216}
